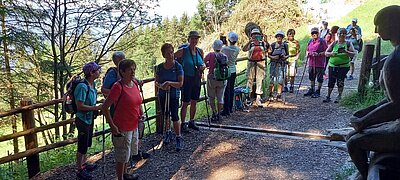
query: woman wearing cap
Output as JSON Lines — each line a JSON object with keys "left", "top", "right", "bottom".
{"left": 174, "top": 30, "right": 205, "bottom": 132}
{"left": 221, "top": 32, "right": 240, "bottom": 116}
{"left": 205, "top": 40, "right": 228, "bottom": 121}
{"left": 243, "top": 28, "right": 268, "bottom": 106}
{"left": 102, "top": 59, "right": 142, "bottom": 180}
{"left": 74, "top": 61, "right": 102, "bottom": 179}
{"left": 323, "top": 28, "right": 355, "bottom": 103}
{"left": 268, "top": 30, "right": 289, "bottom": 101}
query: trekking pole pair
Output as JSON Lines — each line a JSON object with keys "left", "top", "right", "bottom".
{"left": 296, "top": 54, "right": 309, "bottom": 97}
{"left": 202, "top": 77, "right": 211, "bottom": 128}
{"left": 162, "top": 89, "right": 172, "bottom": 144}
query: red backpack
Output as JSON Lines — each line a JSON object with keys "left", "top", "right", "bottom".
{"left": 248, "top": 41, "right": 266, "bottom": 61}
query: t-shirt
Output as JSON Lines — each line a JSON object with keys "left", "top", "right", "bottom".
{"left": 307, "top": 38, "right": 328, "bottom": 68}
{"left": 286, "top": 40, "right": 300, "bottom": 63}
{"left": 74, "top": 80, "right": 97, "bottom": 125}
{"left": 320, "top": 29, "right": 330, "bottom": 39}
{"left": 204, "top": 52, "right": 228, "bottom": 76}
{"left": 156, "top": 62, "right": 184, "bottom": 99}
{"left": 221, "top": 45, "right": 240, "bottom": 73}
{"left": 328, "top": 41, "right": 351, "bottom": 68}
{"left": 103, "top": 68, "right": 118, "bottom": 89}
{"left": 108, "top": 81, "right": 142, "bottom": 131}
{"left": 346, "top": 24, "right": 362, "bottom": 36}
{"left": 348, "top": 36, "right": 360, "bottom": 52}
{"left": 182, "top": 47, "right": 204, "bottom": 77}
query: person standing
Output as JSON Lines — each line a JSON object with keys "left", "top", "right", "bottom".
{"left": 75, "top": 62, "right": 102, "bottom": 180}
{"left": 102, "top": 59, "right": 142, "bottom": 180}
{"left": 156, "top": 43, "right": 184, "bottom": 151}
{"left": 346, "top": 27, "right": 362, "bottom": 80}
{"left": 319, "top": 21, "right": 330, "bottom": 39}
{"left": 304, "top": 27, "right": 328, "bottom": 98}
{"left": 285, "top": 29, "right": 300, "bottom": 93}
{"left": 346, "top": 18, "right": 362, "bottom": 38}
{"left": 101, "top": 51, "right": 125, "bottom": 97}
{"left": 221, "top": 32, "right": 240, "bottom": 116}
{"left": 174, "top": 30, "right": 205, "bottom": 132}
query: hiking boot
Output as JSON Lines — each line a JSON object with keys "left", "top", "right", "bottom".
{"left": 123, "top": 173, "right": 139, "bottom": 180}
{"left": 188, "top": 120, "right": 200, "bottom": 131}
{"left": 334, "top": 96, "right": 341, "bottom": 103}
{"left": 176, "top": 136, "right": 184, "bottom": 152}
{"left": 304, "top": 89, "right": 314, "bottom": 97}
{"left": 289, "top": 86, "right": 294, "bottom": 93}
{"left": 276, "top": 94, "right": 282, "bottom": 102}
{"left": 347, "top": 75, "right": 354, "bottom": 80}
{"left": 311, "top": 89, "right": 320, "bottom": 98}
{"left": 217, "top": 112, "right": 221, "bottom": 121}
{"left": 268, "top": 94, "right": 274, "bottom": 102}
{"left": 141, "top": 151, "right": 150, "bottom": 159}
{"left": 181, "top": 122, "right": 189, "bottom": 133}
{"left": 82, "top": 163, "right": 97, "bottom": 172}
{"left": 77, "top": 169, "right": 92, "bottom": 180}
{"left": 211, "top": 112, "right": 218, "bottom": 122}
{"left": 283, "top": 87, "right": 289, "bottom": 92}
{"left": 322, "top": 97, "right": 331, "bottom": 103}
{"left": 164, "top": 130, "right": 172, "bottom": 144}
{"left": 220, "top": 111, "right": 230, "bottom": 117}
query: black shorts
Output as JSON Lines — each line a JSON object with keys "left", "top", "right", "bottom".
{"left": 308, "top": 67, "right": 324, "bottom": 83}
{"left": 182, "top": 76, "right": 201, "bottom": 102}
{"left": 328, "top": 66, "right": 349, "bottom": 88}
{"left": 76, "top": 118, "right": 93, "bottom": 154}
{"left": 159, "top": 95, "right": 180, "bottom": 122}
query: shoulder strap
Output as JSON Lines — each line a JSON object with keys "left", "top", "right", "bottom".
{"left": 114, "top": 81, "right": 124, "bottom": 110}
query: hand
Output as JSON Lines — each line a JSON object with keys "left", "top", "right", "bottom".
{"left": 161, "top": 81, "right": 170, "bottom": 90}
{"left": 110, "top": 125, "right": 120, "bottom": 135}
{"left": 95, "top": 105, "right": 102, "bottom": 111}
{"left": 331, "top": 52, "right": 337, "bottom": 56}
{"left": 350, "top": 116, "right": 365, "bottom": 132}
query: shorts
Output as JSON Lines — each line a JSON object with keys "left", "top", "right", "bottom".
{"left": 112, "top": 129, "right": 139, "bottom": 163}
{"left": 308, "top": 66, "right": 324, "bottom": 83}
{"left": 287, "top": 61, "right": 297, "bottom": 77}
{"left": 269, "top": 61, "right": 285, "bottom": 84}
{"left": 207, "top": 76, "right": 227, "bottom": 104}
{"left": 76, "top": 118, "right": 93, "bottom": 154}
{"left": 182, "top": 76, "right": 201, "bottom": 102}
{"left": 159, "top": 94, "right": 180, "bottom": 121}
{"left": 328, "top": 66, "right": 349, "bottom": 88}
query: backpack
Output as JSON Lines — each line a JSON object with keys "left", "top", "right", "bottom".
{"left": 64, "top": 75, "right": 90, "bottom": 114}
{"left": 270, "top": 42, "right": 288, "bottom": 59}
{"left": 234, "top": 86, "right": 247, "bottom": 110}
{"left": 213, "top": 53, "right": 230, "bottom": 81}
{"left": 248, "top": 41, "right": 266, "bottom": 61}
{"left": 175, "top": 44, "right": 188, "bottom": 64}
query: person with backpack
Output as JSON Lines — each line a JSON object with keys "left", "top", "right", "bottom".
{"left": 268, "top": 30, "right": 289, "bottom": 101}
{"left": 304, "top": 27, "right": 328, "bottom": 98}
{"left": 319, "top": 21, "right": 330, "bottom": 39}
{"left": 323, "top": 25, "right": 339, "bottom": 79}
{"left": 174, "top": 30, "right": 205, "bottom": 132}
{"left": 284, "top": 29, "right": 300, "bottom": 93}
{"left": 346, "top": 27, "right": 362, "bottom": 80}
{"left": 242, "top": 28, "right": 269, "bottom": 106}
{"left": 102, "top": 59, "right": 142, "bottom": 180}
{"left": 346, "top": 18, "right": 362, "bottom": 39}
{"left": 204, "top": 40, "right": 228, "bottom": 121}
{"left": 155, "top": 43, "right": 184, "bottom": 151}
{"left": 74, "top": 62, "right": 102, "bottom": 180}
{"left": 221, "top": 32, "right": 240, "bottom": 116}
{"left": 323, "top": 28, "right": 355, "bottom": 103}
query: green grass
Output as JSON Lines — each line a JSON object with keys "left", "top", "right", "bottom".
{"left": 341, "top": 87, "right": 385, "bottom": 111}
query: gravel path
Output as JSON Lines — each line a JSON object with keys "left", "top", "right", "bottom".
{"left": 33, "top": 60, "right": 362, "bottom": 180}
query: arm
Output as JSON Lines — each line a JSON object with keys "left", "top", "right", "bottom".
{"left": 346, "top": 42, "right": 356, "bottom": 58}
{"left": 174, "top": 48, "right": 184, "bottom": 59}
{"left": 101, "top": 87, "right": 111, "bottom": 97}
{"left": 198, "top": 48, "right": 206, "bottom": 71}
{"left": 242, "top": 40, "right": 252, "bottom": 52}
{"left": 164, "top": 75, "right": 184, "bottom": 89}
{"left": 76, "top": 84, "right": 101, "bottom": 111}
{"left": 324, "top": 43, "right": 335, "bottom": 57}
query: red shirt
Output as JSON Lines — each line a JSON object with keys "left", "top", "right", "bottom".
{"left": 108, "top": 81, "right": 142, "bottom": 131}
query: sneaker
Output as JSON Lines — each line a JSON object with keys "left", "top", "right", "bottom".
{"left": 176, "top": 136, "right": 184, "bottom": 152}
{"left": 268, "top": 95, "right": 274, "bottom": 102}
{"left": 283, "top": 87, "right": 289, "bottom": 92}
{"left": 77, "top": 169, "right": 92, "bottom": 180}
{"left": 131, "top": 153, "right": 142, "bottom": 161}
{"left": 211, "top": 113, "right": 218, "bottom": 122}
{"left": 289, "top": 86, "right": 294, "bottom": 93}
{"left": 276, "top": 94, "right": 282, "bottom": 102}
{"left": 217, "top": 112, "right": 221, "bottom": 121}
{"left": 188, "top": 121, "right": 200, "bottom": 131}
{"left": 123, "top": 173, "right": 139, "bottom": 180}
{"left": 334, "top": 96, "right": 341, "bottom": 103}
{"left": 255, "top": 97, "right": 262, "bottom": 107}
{"left": 181, "top": 123, "right": 189, "bottom": 133}
{"left": 141, "top": 151, "right": 150, "bottom": 159}
{"left": 164, "top": 130, "right": 172, "bottom": 144}
{"left": 245, "top": 95, "right": 252, "bottom": 106}
{"left": 347, "top": 75, "right": 354, "bottom": 80}
{"left": 322, "top": 97, "right": 331, "bottom": 103}
{"left": 311, "top": 90, "right": 320, "bottom": 98}
{"left": 82, "top": 163, "right": 97, "bottom": 172}
{"left": 304, "top": 89, "right": 314, "bottom": 96}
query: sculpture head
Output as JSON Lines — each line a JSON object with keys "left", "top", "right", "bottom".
{"left": 374, "top": 5, "right": 400, "bottom": 45}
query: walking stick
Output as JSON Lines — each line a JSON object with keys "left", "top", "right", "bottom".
{"left": 102, "top": 114, "right": 106, "bottom": 179}
{"left": 281, "top": 61, "right": 286, "bottom": 104}
{"left": 138, "top": 83, "right": 155, "bottom": 153}
{"left": 296, "top": 54, "right": 308, "bottom": 97}
{"left": 202, "top": 76, "right": 211, "bottom": 128}
{"left": 163, "top": 89, "right": 171, "bottom": 143}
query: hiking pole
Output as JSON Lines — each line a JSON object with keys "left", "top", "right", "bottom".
{"left": 281, "top": 61, "right": 286, "bottom": 104}
{"left": 162, "top": 89, "right": 171, "bottom": 146}
{"left": 138, "top": 83, "right": 155, "bottom": 153}
{"left": 296, "top": 54, "right": 308, "bottom": 97}
{"left": 201, "top": 76, "right": 211, "bottom": 128}
{"left": 102, "top": 114, "right": 106, "bottom": 179}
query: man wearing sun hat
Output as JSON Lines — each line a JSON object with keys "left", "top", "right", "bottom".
{"left": 320, "top": 20, "right": 330, "bottom": 39}
{"left": 346, "top": 18, "right": 362, "bottom": 38}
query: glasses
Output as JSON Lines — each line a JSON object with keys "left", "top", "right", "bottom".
{"left": 339, "top": 32, "right": 347, "bottom": 35}
{"left": 311, "top": 32, "right": 318, "bottom": 35}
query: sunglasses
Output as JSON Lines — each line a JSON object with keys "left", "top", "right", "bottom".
{"left": 311, "top": 32, "right": 318, "bottom": 35}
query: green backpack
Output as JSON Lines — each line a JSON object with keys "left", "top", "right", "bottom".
{"left": 214, "top": 52, "right": 230, "bottom": 81}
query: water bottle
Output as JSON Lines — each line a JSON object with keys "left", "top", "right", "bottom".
{"left": 66, "top": 95, "right": 72, "bottom": 105}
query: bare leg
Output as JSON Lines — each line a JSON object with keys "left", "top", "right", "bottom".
{"left": 209, "top": 98, "right": 216, "bottom": 113}
{"left": 180, "top": 102, "right": 189, "bottom": 123}
{"left": 173, "top": 121, "right": 181, "bottom": 136}
{"left": 115, "top": 162, "right": 125, "bottom": 180}
{"left": 217, "top": 103, "right": 223, "bottom": 113}
{"left": 189, "top": 100, "right": 197, "bottom": 121}
{"left": 269, "top": 84, "right": 274, "bottom": 95}
{"left": 277, "top": 84, "right": 282, "bottom": 94}
{"left": 290, "top": 76, "right": 295, "bottom": 87}
{"left": 327, "top": 88, "right": 333, "bottom": 98}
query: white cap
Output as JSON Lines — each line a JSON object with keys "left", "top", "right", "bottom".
{"left": 352, "top": 18, "right": 358, "bottom": 22}
{"left": 251, "top": 29, "right": 261, "bottom": 35}
{"left": 228, "top": 32, "right": 238, "bottom": 42}
{"left": 212, "top": 40, "right": 223, "bottom": 51}
{"left": 275, "top": 30, "right": 285, "bottom": 37}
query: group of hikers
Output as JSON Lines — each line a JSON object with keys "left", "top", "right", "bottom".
{"left": 70, "top": 18, "right": 363, "bottom": 180}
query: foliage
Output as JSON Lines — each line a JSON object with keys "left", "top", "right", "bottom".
{"left": 341, "top": 87, "right": 385, "bottom": 111}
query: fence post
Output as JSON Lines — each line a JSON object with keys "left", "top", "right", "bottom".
{"left": 21, "top": 98, "right": 40, "bottom": 178}
{"left": 154, "top": 66, "right": 163, "bottom": 134}
{"left": 358, "top": 44, "right": 375, "bottom": 93}
{"left": 373, "top": 36, "right": 382, "bottom": 87}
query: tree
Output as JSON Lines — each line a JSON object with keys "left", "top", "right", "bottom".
{"left": 197, "top": 0, "right": 240, "bottom": 33}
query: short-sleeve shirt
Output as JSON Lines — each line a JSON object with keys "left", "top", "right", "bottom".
{"left": 102, "top": 68, "right": 118, "bottom": 89}
{"left": 346, "top": 24, "right": 362, "bottom": 36}
{"left": 182, "top": 47, "right": 204, "bottom": 77}
{"left": 221, "top": 45, "right": 240, "bottom": 73}
{"left": 328, "top": 41, "right": 351, "bottom": 68}
{"left": 286, "top": 40, "right": 300, "bottom": 62}
{"left": 307, "top": 38, "right": 328, "bottom": 68}
{"left": 74, "top": 80, "right": 97, "bottom": 125}
{"left": 108, "top": 81, "right": 142, "bottom": 131}
{"left": 204, "top": 52, "right": 228, "bottom": 75}
{"left": 156, "top": 62, "right": 184, "bottom": 99}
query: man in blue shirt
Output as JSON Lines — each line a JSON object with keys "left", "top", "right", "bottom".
{"left": 346, "top": 18, "right": 362, "bottom": 38}
{"left": 101, "top": 51, "right": 125, "bottom": 96}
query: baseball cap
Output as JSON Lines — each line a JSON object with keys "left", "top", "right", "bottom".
{"left": 250, "top": 29, "right": 261, "bottom": 35}
{"left": 188, "top": 30, "right": 201, "bottom": 38}
{"left": 352, "top": 18, "right": 358, "bottom": 23}
{"left": 311, "top": 27, "right": 319, "bottom": 33}
{"left": 322, "top": 20, "right": 328, "bottom": 25}
{"left": 275, "top": 30, "right": 285, "bottom": 37}
{"left": 212, "top": 40, "right": 223, "bottom": 51}
{"left": 83, "top": 62, "right": 101, "bottom": 75}
{"left": 228, "top": 32, "right": 238, "bottom": 42}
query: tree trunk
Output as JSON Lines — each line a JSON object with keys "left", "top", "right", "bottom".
{"left": 51, "top": 0, "right": 60, "bottom": 139}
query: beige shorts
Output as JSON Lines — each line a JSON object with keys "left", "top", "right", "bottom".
{"left": 112, "top": 129, "right": 139, "bottom": 163}
{"left": 207, "top": 76, "right": 227, "bottom": 104}
{"left": 287, "top": 61, "right": 297, "bottom": 77}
